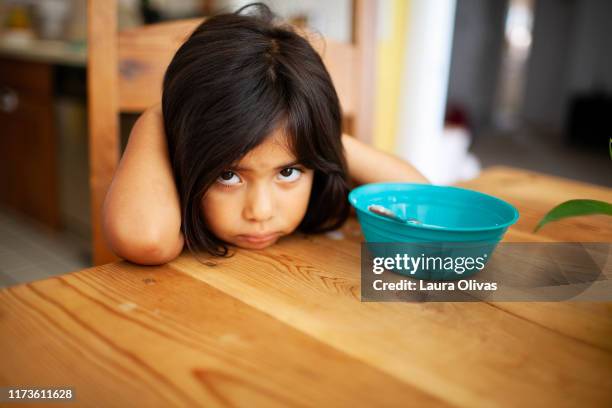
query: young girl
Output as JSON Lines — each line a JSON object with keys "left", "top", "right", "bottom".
{"left": 102, "top": 3, "right": 427, "bottom": 265}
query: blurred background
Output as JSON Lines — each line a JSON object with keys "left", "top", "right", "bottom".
{"left": 0, "top": 0, "right": 610, "bottom": 286}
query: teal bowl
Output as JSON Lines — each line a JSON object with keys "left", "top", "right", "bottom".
{"left": 348, "top": 183, "right": 519, "bottom": 280}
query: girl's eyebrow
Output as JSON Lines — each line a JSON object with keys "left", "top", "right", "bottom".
{"left": 231, "top": 160, "right": 301, "bottom": 172}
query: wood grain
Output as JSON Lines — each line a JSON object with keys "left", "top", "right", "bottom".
{"left": 87, "top": 0, "right": 120, "bottom": 265}
{"left": 116, "top": 18, "right": 360, "bottom": 118}
{"left": 1, "top": 167, "right": 611, "bottom": 407}
{"left": 456, "top": 166, "right": 612, "bottom": 242}
{"left": 456, "top": 166, "right": 612, "bottom": 355}
{"left": 0, "top": 263, "right": 443, "bottom": 407}
{"left": 169, "top": 223, "right": 612, "bottom": 407}
{"left": 117, "top": 19, "right": 202, "bottom": 112}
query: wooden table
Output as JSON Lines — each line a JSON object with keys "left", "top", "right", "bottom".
{"left": 1, "top": 167, "right": 611, "bottom": 407}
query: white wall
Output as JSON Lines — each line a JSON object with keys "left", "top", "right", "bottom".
{"left": 395, "top": 0, "right": 457, "bottom": 183}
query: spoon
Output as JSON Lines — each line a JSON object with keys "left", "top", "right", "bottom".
{"left": 367, "top": 204, "right": 422, "bottom": 225}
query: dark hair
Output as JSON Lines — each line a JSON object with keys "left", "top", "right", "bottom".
{"left": 162, "top": 2, "right": 350, "bottom": 257}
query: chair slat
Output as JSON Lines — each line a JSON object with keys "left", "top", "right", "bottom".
{"left": 118, "top": 19, "right": 202, "bottom": 111}
{"left": 117, "top": 19, "right": 358, "bottom": 115}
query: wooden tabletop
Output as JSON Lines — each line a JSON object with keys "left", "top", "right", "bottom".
{"left": 1, "top": 166, "right": 611, "bottom": 407}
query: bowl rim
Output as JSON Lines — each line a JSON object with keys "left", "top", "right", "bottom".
{"left": 348, "top": 182, "right": 520, "bottom": 232}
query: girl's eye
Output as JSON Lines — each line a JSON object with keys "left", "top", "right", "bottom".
{"left": 217, "top": 171, "right": 241, "bottom": 186}
{"left": 277, "top": 167, "right": 302, "bottom": 182}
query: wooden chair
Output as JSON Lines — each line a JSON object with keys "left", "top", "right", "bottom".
{"left": 87, "top": 0, "right": 376, "bottom": 265}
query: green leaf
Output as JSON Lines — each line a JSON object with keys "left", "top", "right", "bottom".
{"left": 534, "top": 199, "right": 612, "bottom": 232}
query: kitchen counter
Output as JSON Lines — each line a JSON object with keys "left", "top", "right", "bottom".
{"left": 0, "top": 36, "right": 86, "bottom": 67}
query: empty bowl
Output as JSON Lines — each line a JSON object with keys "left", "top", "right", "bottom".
{"left": 348, "top": 183, "right": 519, "bottom": 280}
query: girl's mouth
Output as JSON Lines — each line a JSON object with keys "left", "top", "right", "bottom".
{"left": 237, "top": 232, "right": 280, "bottom": 244}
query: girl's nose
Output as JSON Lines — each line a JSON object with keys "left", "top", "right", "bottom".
{"left": 243, "top": 184, "right": 274, "bottom": 222}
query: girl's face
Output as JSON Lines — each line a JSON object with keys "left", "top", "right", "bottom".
{"left": 201, "top": 128, "right": 314, "bottom": 249}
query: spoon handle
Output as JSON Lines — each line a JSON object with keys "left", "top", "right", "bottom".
{"left": 368, "top": 204, "right": 405, "bottom": 222}
{"left": 367, "top": 204, "right": 421, "bottom": 225}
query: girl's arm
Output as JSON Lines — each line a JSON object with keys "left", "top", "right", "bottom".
{"left": 102, "top": 111, "right": 425, "bottom": 265}
{"left": 102, "top": 103, "right": 184, "bottom": 265}
{"left": 342, "top": 134, "right": 429, "bottom": 185}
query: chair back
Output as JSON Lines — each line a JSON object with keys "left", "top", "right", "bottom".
{"left": 88, "top": 0, "right": 375, "bottom": 264}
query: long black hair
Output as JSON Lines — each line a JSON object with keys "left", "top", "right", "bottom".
{"left": 162, "top": 2, "right": 350, "bottom": 256}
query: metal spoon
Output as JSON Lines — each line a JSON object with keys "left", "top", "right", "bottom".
{"left": 367, "top": 204, "right": 422, "bottom": 225}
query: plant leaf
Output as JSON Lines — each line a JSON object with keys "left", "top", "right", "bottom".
{"left": 534, "top": 199, "right": 612, "bottom": 232}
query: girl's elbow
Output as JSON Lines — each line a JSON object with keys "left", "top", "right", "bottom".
{"left": 103, "top": 220, "right": 183, "bottom": 265}
{"left": 116, "top": 238, "right": 178, "bottom": 265}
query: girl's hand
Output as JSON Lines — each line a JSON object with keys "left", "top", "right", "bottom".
{"left": 342, "top": 134, "right": 429, "bottom": 185}
{"left": 102, "top": 103, "right": 184, "bottom": 265}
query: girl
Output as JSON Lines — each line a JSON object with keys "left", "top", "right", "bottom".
{"left": 103, "top": 3, "right": 427, "bottom": 265}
